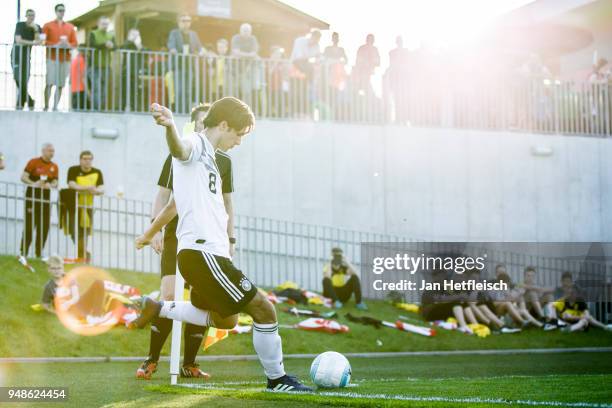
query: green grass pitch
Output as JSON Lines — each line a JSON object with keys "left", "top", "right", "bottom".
{"left": 2, "top": 353, "right": 611, "bottom": 407}
{"left": 1, "top": 256, "right": 611, "bottom": 406}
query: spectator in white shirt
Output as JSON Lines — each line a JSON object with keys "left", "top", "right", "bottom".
{"left": 231, "top": 23, "right": 259, "bottom": 58}
{"left": 290, "top": 30, "right": 321, "bottom": 80}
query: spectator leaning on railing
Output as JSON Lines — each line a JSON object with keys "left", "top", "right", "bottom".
{"left": 87, "top": 16, "right": 115, "bottom": 111}
{"left": 42, "top": 3, "right": 77, "bottom": 111}
{"left": 19, "top": 143, "right": 58, "bottom": 260}
{"left": 12, "top": 8, "right": 42, "bottom": 110}
{"left": 322, "top": 32, "right": 348, "bottom": 119}
{"left": 211, "top": 38, "right": 229, "bottom": 100}
{"left": 70, "top": 46, "right": 88, "bottom": 110}
{"left": 290, "top": 30, "right": 321, "bottom": 116}
{"left": 120, "top": 28, "right": 148, "bottom": 112}
{"left": 290, "top": 30, "right": 321, "bottom": 81}
{"left": 231, "top": 23, "right": 260, "bottom": 109}
{"left": 231, "top": 23, "right": 259, "bottom": 59}
{"left": 353, "top": 33, "right": 380, "bottom": 96}
{"left": 323, "top": 32, "right": 348, "bottom": 85}
{"left": 167, "top": 13, "right": 206, "bottom": 114}
{"left": 268, "top": 46, "right": 290, "bottom": 118}
{"left": 387, "top": 35, "right": 411, "bottom": 124}
{"left": 67, "top": 151, "right": 104, "bottom": 261}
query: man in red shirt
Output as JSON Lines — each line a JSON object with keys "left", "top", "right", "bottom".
{"left": 70, "top": 48, "right": 87, "bottom": 110}
{"left": 42, "top": 3, "right": 77, "bottom": 111}
{"left": 20, "top": 143, "right": 59, "bottom": 259}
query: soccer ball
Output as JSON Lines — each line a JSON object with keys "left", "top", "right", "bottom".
{"left": 309, "top": 351, "right": 351, "bottom": 388}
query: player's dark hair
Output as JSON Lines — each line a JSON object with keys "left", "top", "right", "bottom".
{"left": 80, "top": 150, "right": 93, "bottom": 159}
{"left": 524, "top": 266, "right": 536, "bottom": 275}
{"left": 561, "top": 271, "right": 572, "bottom": 281}
{"left": 190, "top": 103, "right": 211, "bottom": 123}
{"left": 55, "top": 3, "right": 65, "bottom": 11}
{"left": 25, "top": 9, "right": 35, "bottom": 15}
{"left": 203, "top": 97, "right": 254, "bottom": 133}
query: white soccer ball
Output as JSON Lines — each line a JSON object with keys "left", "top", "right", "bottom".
{"left": 310, "top": 351, "right": 351, "bottom": 388}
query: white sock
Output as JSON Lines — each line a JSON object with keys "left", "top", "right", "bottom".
{"left": 159, "top": 301, "right": 212, "bottom": 326}
{"left": 253, "top": 322, "right": 285, "bottom": 380}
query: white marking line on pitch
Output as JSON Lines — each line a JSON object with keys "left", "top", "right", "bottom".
{"left": 1, "top": 347, "right": 611, "bottom": 364}
{"left": 182, "top": 374, "right": 610, "bottom": 387}
{"left": 177, "top": 384, "right": 612, "bottom": 408}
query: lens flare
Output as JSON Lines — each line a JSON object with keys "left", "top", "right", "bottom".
{"left": 54, "top": 266, "right": 139, "bottom": 336}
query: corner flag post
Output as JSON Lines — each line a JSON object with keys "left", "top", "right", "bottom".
{"left": 169, "top": 265, "right": 185, "bottom": 385}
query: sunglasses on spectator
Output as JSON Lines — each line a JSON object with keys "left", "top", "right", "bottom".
{"left": 57, "top": 9, "right": 65, "bottom": 12}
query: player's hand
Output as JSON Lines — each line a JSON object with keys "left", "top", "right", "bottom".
{"left": 151, "top": 232, "right": 164, "bottom": 254}
{"left": 150, "top": 103, "right": 174, "bottom": 127}
{"left": 135, "top": 234, "right": 151, "bottom": 250}
{"left": 229, "top": 243, "right": 235, "bottom": 258}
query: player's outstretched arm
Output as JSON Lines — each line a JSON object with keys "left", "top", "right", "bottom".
{"left": 150, "top": 103, "right": 192, "bottom": 161}
{"left": 135, "top": 198, "right": 178, "bottom": 252}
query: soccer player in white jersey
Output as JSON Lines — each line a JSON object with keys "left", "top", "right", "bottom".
{"left": 132, "top": 97, "right": 312, "bottom": 392}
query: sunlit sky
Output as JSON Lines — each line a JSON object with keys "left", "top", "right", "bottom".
{"left": 0, "top": 0, "right": 533, "bottom": 63}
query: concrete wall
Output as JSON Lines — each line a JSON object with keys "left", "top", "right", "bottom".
{"left": 1, "top": 110, "right": 610, "bottom": 241}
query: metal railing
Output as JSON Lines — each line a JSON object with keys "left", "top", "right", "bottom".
{"left": 1, "top": 180, "right": 610, "bottom": 324}
{"left": 0, "top": 181, "right": 610, "bottom": 322}
{"left": 0, "top": 181, "right": 406, "bottom": 289}
{"left": 1, "top": 43, "right": 611, "bottom": 136}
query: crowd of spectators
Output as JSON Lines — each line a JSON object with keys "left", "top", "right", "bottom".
{"left": 420, "top": 265, "right": 612, "bottom": 335}
{"left": 10, "top": 4, "right": 612, "bottom": 128}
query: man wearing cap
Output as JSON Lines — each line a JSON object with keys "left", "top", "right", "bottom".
{"left": 322, "top": 247, "right": 367, "bottom": 310}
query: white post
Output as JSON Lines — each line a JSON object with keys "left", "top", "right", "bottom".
{"left": 169, "top": 264, "right": 184, "bottom": 385}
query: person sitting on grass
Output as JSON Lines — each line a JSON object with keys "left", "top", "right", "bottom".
{"left": 41, "top": 255, "right": 65, "bottom": 313}
{"left": 518, "top": 266, "right": 556, "bottom": 327}
{"left": 420, "top": 269, "right": 473, "bottom": 335}
{"left": 322, "top": 247, "right": 367, "bottom": 310}
{"left": 552, "top": 273, "right": 612, "bottom": 332}
{"left": 491, "top": 272, "right": 544, "bottom": 330}
{"left": 464, "top": 268, "right": 521, "bottom": 333}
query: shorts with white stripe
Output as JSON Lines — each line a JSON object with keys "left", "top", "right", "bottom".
{"left": 177, "top": 249, "right": 258, "bottom": 317}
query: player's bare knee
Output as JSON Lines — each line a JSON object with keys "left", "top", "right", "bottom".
{"left": 212, "top": 313, "right": 238, "bottom": 329}
{"left": 160, "top": 276, "right": 175, "bottom": 301}
{"left": 244, "top": 292, "right": 277, "bottom": 324}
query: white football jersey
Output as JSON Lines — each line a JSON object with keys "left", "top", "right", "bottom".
{"left": 172, "top": 132, "right": 230, "bottom": 258}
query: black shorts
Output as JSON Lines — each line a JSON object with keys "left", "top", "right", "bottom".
{"left": 177, "top": 249, "right": 258, "bottom": 318}
{"left": 422, "top": 302, "right": 457, "bottom": 321}
{"left": 476, "top": 292, "right": 496, "bottom": 311}
{"left": 160, "top": 224, "right": 178, "bottom": 277}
